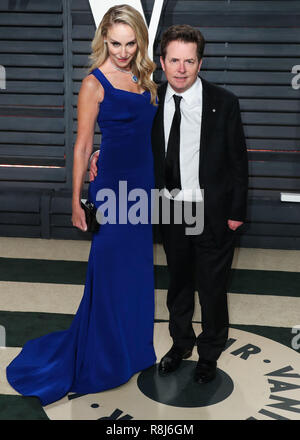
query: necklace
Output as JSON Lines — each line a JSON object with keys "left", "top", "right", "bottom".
{"left": 110, "top": 59, "right": 138, "bottom": 83}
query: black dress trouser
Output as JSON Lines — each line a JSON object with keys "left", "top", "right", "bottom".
{"left": 159, "top": 198, "right": 235, "bottom": 362}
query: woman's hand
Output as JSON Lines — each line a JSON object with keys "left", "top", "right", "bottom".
{"left": 72, "top": 204, "right": 87, "bottom": 231}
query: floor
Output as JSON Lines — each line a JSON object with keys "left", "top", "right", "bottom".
{"left": 0, "top": 237, "right": 299, "bottom": 420}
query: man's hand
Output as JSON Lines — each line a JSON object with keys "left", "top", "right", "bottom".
{"left": 89, "top": 151, "right": 99, "bottom": 181}
{"left": 227, "top": 219, "right": 243, "bottom": 231}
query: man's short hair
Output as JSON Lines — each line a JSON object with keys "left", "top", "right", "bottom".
{"left": 160, "top": 25, "right": 205, "bottom": 61}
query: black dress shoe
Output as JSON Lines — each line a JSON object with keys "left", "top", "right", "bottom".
{"left": 194, "top": 359, "right": 217, "bottom": 384}
{"left": 158, "top": 346, "right": 193, "bottom": 375}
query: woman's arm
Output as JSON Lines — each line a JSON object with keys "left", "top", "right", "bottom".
{"left": 72, "top": 75, "right": 104, "bottom": 231}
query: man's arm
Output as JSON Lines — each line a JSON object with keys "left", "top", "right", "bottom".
{"left": 227, "top": 97, "right": 248, "bottom": 224}
{"left": 89, "top": 149, "right": 100, "bottom": 181}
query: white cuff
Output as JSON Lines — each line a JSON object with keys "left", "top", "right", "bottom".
{"left": 89, "top": 149, "right": 100, "bottom": 167}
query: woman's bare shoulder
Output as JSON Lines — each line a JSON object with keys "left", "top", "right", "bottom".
{"left": 80, "top": 73, "right": 104, "bottom": 103}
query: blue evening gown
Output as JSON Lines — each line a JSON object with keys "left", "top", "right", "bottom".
{"left": 6, "top": 68, "right": 157, "bottom": 406}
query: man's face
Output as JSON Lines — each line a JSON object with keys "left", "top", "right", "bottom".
{"left": 160, "top": 40, "right": 202, "bottom": 93}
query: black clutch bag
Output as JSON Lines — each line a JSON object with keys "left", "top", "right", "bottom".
{"left": 80, "top": 199, "right": 100, "bottom": 233}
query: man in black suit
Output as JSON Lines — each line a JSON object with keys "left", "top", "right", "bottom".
{"left": 152, "top": 25, "right": 248, "bottom": 383}
{"left": 89, "top": 24, "right": 248, "bottom": 384}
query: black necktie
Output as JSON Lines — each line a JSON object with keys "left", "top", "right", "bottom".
{"left": 165, "top": 95, "right": 182, "bottom": 194}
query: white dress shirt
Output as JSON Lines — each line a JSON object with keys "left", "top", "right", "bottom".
{"left": 163, "top": 77, "right": 203, "bottom": 202}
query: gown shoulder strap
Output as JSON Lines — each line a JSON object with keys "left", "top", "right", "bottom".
{"left": 89, "top": 68, "right": 113, "bottom": 92}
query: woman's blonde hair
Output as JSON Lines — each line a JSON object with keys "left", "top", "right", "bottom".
{"left": 88, "top": 4, "right": 157, "bottom": 104}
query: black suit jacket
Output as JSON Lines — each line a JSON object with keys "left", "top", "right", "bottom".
{"left": 151, "top": 77, "right": 248, "bottom": 245}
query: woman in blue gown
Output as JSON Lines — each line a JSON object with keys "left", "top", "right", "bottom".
{"left": 6, "top": 5, "right": 158, "bottom": 406}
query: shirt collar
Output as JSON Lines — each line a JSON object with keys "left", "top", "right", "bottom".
{"left": 165, "top": 76, "right": 202, "bottom": 106}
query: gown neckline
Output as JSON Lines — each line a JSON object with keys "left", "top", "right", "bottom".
{"left": 96, "top": 68, "right": 148, "bottom": 96}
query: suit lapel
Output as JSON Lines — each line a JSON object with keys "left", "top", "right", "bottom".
{"left": 155, "top": 82, "right": 168, "bottom": 161}
{"left": 199, "top": 77, "right": 217, "bottom": 186}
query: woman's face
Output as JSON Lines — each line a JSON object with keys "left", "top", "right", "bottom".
{"left": 106, "top": 23, "right": 138, "bottom": 70}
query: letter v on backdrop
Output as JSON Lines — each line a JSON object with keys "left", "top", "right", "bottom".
{"left": 88, "top": 0, "right": 165, "bottom": 60}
